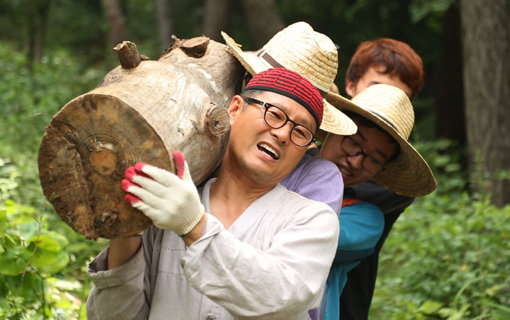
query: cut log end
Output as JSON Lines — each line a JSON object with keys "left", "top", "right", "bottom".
{"left": 180, "top": 37, "right": 210, "bottom": 58}
{"left": 38, "top": 94, "right": 172, "bottom": 239}
{"left": 161, "top": 35, "right": 210, "bottom": 59}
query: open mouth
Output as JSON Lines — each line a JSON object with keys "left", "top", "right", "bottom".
{"left": 258, "top": 143, "right": 279, "bottom": 160}
{"left": 338, "top": 165, "right": 352, "bottom": 177}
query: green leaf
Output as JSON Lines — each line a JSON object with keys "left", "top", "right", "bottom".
{"left": 419, "top": 300, "right": 443, "bottom": 315}
{"left": 36, "top": 251, "right": 70, "bottom": 273}
{"left": 0, "top": 247, "right": 30, "bottom": 275}
{"left": 28, "top": 234, "right": 61, "bottom": 252}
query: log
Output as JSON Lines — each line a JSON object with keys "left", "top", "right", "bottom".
{"left": 38, "top": 36, "right": 244, "bottom": 239}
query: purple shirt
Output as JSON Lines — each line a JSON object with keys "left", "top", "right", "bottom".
{"left": 281, "top": 154, "right": 344, "bottom": 214}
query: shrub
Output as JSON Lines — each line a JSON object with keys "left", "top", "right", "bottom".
{"left": 0, "top": 158, "right": 107, "bottom": 319}
{"left": 370, "top": 141, "right": 510, "bottom": 320}
{"left": 0, "top": 42, "right": 107, "bottom": 319}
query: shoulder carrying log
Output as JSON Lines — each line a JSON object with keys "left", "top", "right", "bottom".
{"left": 38, "top": 36, "right": 244, "bottom": 239}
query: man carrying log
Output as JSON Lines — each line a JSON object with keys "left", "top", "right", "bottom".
{"left": 86, "top": 68, "right": 341, "bottom": 319}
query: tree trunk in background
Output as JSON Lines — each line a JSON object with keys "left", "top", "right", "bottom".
{"left": 102, "top": 0, "right": 127, "bottom": 47}
{"left": 434, "top": 3, "right": 465, "bottom": 145}
{"left": 156, "top": 0, "right": 174, "bottom": 50}
{"left": 203, "top": 0, "right": 231, "bottom": 42}
{"left": 460, "top": 0, "right": 510, "bottom": 206}
{"left": 242, "top": 0, "right": 284, "bottom": 48}
{"left": 26, "top": 0, "right": 52, "bottom": 67}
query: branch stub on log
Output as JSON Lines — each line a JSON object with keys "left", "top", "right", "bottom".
{"left": 114, "top": 41, "right": 143, "bottom": 69}
{"left": 205, "top": 102, "right": 230, "bottom": 137}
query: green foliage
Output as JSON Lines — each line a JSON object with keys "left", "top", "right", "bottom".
{"left": 0, "top": 41, "right": 107, "bottom": 319}
{"left": 410, "top": 0, "right": 454, "bottom": 24}
{"left": 0, "top": 158, "right": 107, "bottom": 319}
{"left": 0, "top": 40, "right": 103, "bottom": 208}
{"left": 371, "top": 140, "right": 510, "bottom": 319}
{"left": 0, "top": 41, "right": 102, "bottom": 155}
{"left": 0, "top": 159, "right": 99, "bottom": 319}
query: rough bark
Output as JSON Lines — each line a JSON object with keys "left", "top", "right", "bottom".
{"left": 460, "top": 0, "right": 510, "bottom": 205}
{"left": 203, "top": 0, "right": 231, "bottom": 42}
{"left": 38, "top": 36, "right": 244, "bottom": 239}
{"left": 156, "top": 0, "right": 174, "bottom": 50}
{"left": 242, "top": 0, "right": 284, "bottom": 48}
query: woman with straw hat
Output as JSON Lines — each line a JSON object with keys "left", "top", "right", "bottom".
{"left": 281, "top": 83, "right": 436, "bottom": 319}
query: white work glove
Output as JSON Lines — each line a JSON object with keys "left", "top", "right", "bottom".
{"left": 122, "top": 151, "right": 205, "bottom": 236}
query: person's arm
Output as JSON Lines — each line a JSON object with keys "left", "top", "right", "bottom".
{"left": 107, "top": 237, "right": 141, "bottom": 269}
{"left": 334, "top": 201, "right": 384, "bottom": 264}
{"left": 86, "top": 226, "right": 161, "bottom": 320}
{"left": 182, "top": 213, "right": 207, "bottom": 246}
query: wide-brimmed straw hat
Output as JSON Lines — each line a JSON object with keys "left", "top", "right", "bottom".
{"left": 221, "top": 21, "right": 357, "bottom": 135}
{"left": 330, "top": 84, "right": 436, "bottom": 197}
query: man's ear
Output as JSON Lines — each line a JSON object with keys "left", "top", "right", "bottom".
{"left": 228, "top": 95, "right": 244, "bottom": 124}
{"left": 345, "top": 79, "right": 357, "bottom": 98}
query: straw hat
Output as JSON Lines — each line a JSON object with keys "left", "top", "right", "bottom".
{"left": 221, "top": 21, "right": 357, "bottom": 135}
{"left": 329, "top": 84, "right": 436, "bottom": 197}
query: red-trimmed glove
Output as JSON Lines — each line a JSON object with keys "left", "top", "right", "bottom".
{"left": 122, "top": 151, "right": 205, "bottom": 236}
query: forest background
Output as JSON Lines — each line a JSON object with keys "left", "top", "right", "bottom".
{"left": 0, "top": 0, "right": 509, "bottom": 319}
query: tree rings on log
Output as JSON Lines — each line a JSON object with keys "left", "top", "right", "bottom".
{"left": 38, "top": 94, "right": 172, "bottom": 239}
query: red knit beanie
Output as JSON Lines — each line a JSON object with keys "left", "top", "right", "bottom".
{"left": 243, "top": 68, "right": 323, "bottom": 128}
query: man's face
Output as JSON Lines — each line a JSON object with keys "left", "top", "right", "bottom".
{"left": 345, "top": 65, "right": 413, "bottom": 98}
{"left": 319, "top": 122, "right": 398, "bottom": 187}
{"left": 227, "top": 91, "right": 317, "bottom": 186}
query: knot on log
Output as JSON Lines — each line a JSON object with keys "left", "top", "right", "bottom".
{"left": 205, "top": 102, "right": 230, "bottom": 137}
{"left": 114, "top": 41, "right": 146, "bottom": 69}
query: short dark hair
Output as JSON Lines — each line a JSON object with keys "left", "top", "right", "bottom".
{"left": 346, "top": 38, "right": 424, "bottom": 99}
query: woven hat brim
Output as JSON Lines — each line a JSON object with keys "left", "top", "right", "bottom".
{"left": 222, "top": 31, "right": 357, "bottom": 135}
{"left": 320, "top": 100, "right": 357, "bottom": 135}
{"left": 327, "top": 92, "right": 437, "bottom": 197}
{"left": 222, "top": 31, "right": 269, "bottom": 75}
{"left": 321, "top": 93, "right": 360, "bottom": 135}
{"left": 374, "top": 141, "right": 436, "bottom": 197}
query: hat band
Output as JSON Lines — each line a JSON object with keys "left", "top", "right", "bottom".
{"left": 368, "top": 109, "right": 399, "bottom": 132}
{"left": 257, "top": 49, "right": 327, "bottom": 98}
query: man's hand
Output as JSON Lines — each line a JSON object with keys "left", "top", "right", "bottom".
{"left": 122, "top": 151, "right": 205, "bottom": 236}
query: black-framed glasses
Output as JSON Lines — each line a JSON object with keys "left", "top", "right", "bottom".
{"left": 341, "top": 135, "right": 386, "bottom": 174}
{"left": 242, "top": 97, "right": 317, "bottom": 147}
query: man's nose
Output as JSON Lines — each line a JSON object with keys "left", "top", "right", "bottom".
{"left": 271, "top": 122, "right": 293, "bottom": 144}
{"left": 347, "top": 153, "right": 364, "bottom": 169}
